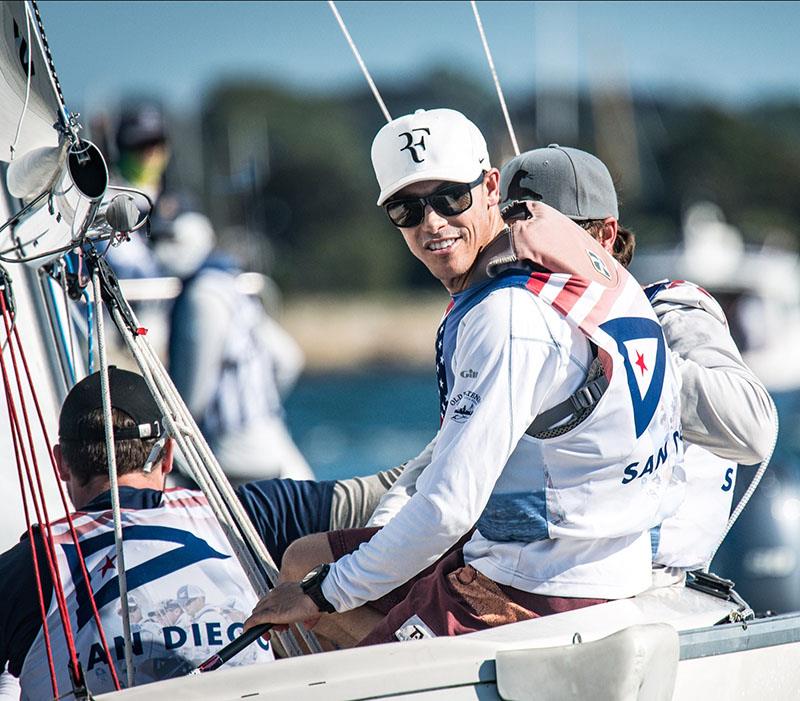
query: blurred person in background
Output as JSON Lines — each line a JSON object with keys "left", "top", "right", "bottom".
{"left": 150, "top": 198, "right": 314, "bottom": 482}
{"left": 103, "top": 101, "right": 170, "bottom": 280}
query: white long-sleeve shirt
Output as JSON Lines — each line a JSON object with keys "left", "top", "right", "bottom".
{"left": 324, "top": 268, "right": 683, "bottom": 610}
{"left": 648, "top": 280, "right": 775, "bottom": 569}
{"left": 375, "top": 280, "right": 776, "bottom": 573}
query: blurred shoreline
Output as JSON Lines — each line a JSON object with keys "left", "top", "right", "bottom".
{"left": 281, "top": 293, "right": 447, "bottom": 371}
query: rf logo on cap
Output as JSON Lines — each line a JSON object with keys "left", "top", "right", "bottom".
{"left": 399, "top": 127, "right": 431, "bottom": 163}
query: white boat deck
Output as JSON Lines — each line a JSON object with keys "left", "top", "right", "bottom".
{"left": 97, "top": 584, "right": 737, "bottom": 700}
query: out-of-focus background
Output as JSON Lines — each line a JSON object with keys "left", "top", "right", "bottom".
{"left": 37, "top": 1, "right": 800, "bottom": 612}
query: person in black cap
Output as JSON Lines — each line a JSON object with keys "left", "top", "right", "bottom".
{"left": 0, "top": 368, "right": 398, "bottom": 695}
{"left": 104, "top": 101, "right": 170, "bottom": 280}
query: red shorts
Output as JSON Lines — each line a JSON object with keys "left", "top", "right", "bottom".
{"left": 327, "top": 527, "right": 607, "bottom": 645}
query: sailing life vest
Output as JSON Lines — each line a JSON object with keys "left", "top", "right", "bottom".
{"left": 645, "top": 280, "right": 737, "bottom": 570}
{"left": 438, "top": 202, "right": 685, "bottom": 546}
{"left": 19, "top": 488, "right": 273, "bottom": 699}
{"left": 170, "top": 258, "right": 283, "bottom": 446}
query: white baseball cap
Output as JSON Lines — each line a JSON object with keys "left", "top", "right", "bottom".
{"left": 371, "top": 108, "right": 491, "bottom": 206}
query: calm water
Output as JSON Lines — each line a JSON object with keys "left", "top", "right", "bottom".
{"left": 284, "top": 369, "right": 438, "bottom": 481}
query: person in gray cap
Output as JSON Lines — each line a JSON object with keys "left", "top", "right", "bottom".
{"left": 500, "top": 144, "right": 634, "bottom": 265}
{"left": 245, "top": 108, "right": 685, "bottom": 647}
{"left": 499, "top": 144, "right": 775, "bottom": 578}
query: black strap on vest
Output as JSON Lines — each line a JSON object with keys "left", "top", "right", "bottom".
{"left": 526, "top": 355, "right": 608, "bottom": 439}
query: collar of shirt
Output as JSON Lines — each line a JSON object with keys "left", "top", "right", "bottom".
{"left": 81, "top": 486, "right": 164, "bottom": 512}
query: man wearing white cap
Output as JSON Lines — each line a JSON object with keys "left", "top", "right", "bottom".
{"left": 245, "top": 109, "right": 684, "bottom": 644}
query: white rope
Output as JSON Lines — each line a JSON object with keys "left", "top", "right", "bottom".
{"left": 327, "top": 1, "right": 391, "bottom": 123}
{"left": 92, "top": 271, "right": 136, "bottom": 687}
{"left": 470, "top": 0, "right": 520, "bottom": 156}
{"left": 9, "top": 5, "right": 34, "bottom": 160}
{"left": 706, "top": 395, "right": 779, "bottom": 569}
{"left": 108, "top": 299, "right": 322, "bottom": 656}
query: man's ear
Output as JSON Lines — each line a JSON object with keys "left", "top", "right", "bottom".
{"left": 484, "top": 168, "right": 501, "bottom": 207}
{"left": 599, "top": 217, "right": 619, "bottom": 254}
{"left": 54, "top": 444, "right": 69, "bottom": 482}
{"left": 161, "top": 437, "right": 175, "bottom": 476}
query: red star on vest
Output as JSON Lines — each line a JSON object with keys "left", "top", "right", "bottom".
{"left": 635, "top": 351, "right": 648, "bottom": 375}
{"left": 100, "top": 554, "right": 116, "bottom": 576}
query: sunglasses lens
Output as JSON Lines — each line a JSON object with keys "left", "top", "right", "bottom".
{"left": 430, "top": 184, "right": 472, "bottom": 217}
{"left": 386, "top": 200, "right": 423, "bottom": 227}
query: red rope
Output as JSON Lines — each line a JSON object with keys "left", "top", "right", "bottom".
{"left": 2, "top": 297, "right": 121, "bottom": 690}
{"left": 4, "top": 382, "right": 58, "bottom": 698}
{"left": 0, "top": 294, "right": 119, "bottom": 693}
{"left": 0, "top": 299, "right": 82, "bottom": 686}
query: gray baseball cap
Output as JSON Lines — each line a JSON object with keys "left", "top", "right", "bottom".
{"left": 499, "top": 145, "right": 618, "bottom": 220}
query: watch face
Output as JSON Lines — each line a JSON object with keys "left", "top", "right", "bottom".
{"left": 301, "top": 565, "right": 322, "bottom": 585}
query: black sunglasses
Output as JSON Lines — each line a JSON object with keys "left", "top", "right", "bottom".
{"left": 384, "top": 172, "right": 485, "bottom": 228}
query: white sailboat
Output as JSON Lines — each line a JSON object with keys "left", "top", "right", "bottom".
{"left": 1, "top": 3, "right": 800, "bottom": 700}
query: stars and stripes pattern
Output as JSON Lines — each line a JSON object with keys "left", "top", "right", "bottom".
{"left": 525, "top": 266, "right": 643, "bottom": 341}
{"left": 436, "top": 315, "right": 448, "bottom": 423}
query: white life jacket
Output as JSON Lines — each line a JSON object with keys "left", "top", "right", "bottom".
{"left": 451, "top": 202, "right": 685, "bottom": 546}
{"left": 19, "top": 488, "right": 273, "bottom": 699}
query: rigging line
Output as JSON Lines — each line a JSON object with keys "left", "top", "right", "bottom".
{"left": 3, "top": 382, "right": 58, "bottom": 698}
{"left": 0, "top": 295, "right": 78, "bottom": 656}
{"left": 58, "top": 261, "right": 77, "bottom": 381}
{"left": 37, "top": 269, "right": 73, "bottom": 392}
{"left": 85, "top": 289, "right": 94, "bottom": 373}
{"left": 92, "top": 269, "right": 136, "bottom": 687}
{"left": 9, "top": 4, "right": 34, "bottom": 160}
{"left": 327, "top": 1, "right": 391, "bottom": 123}
{"left": 706, "top": 394, "right": 779, "bottom": 570}
{"left": 45, "top": 276, "right": 76, "bottom": 385}
{"left": 0, "top": 297, "right": 83, "bottom": 683}
{"left": 470, "top": 1, "right": 520, "bottom": 157}
{"left": 6, "top": 298, "right": 119, "bottom": 688}
{"left": 28, "top": 0, "right": 71, "bottom": 129}
{"left": 105, "top": 296, "right": 315, "bottom": 657}
{"left": 117, "top": 321, "right": 308, "bottom": 658}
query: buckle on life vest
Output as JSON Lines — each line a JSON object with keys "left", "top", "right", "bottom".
{"left": 571, "top": 381, "right": 605, "bottom": 412}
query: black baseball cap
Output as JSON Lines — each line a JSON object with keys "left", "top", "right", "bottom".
{"left": 115, "top": 103, "right": 167, "bottom": 152}
{"left": 59, "top": 368, "right": 163, "bottom": 442}
{"left": 500, "top": 145, "right": 619, "bottom": 220}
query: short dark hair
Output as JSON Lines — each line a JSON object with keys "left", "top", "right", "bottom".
{"left": 579, "top": 220, "right": 636, "bottom": 268}
{"left": 60, "top": 407, "right": 162, "bottom": 486}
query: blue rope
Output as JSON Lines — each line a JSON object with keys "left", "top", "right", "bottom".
{"left": 84, "top": 289, "right": 94, "bottom": 373}
{"left": 46, "top": 276, "right": 76, "bottom": 385}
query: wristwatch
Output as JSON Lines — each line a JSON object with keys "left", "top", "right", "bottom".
{"left": 300, "top": 563, "right": 336, "bottom": 614}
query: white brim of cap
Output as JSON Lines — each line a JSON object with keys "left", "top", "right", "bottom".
{"left": 376, "top": 165, "right": 486, "bottom": 206}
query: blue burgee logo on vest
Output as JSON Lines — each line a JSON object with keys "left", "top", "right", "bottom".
{"left": 600, "top": 317, "right": 666, "bottom": 438}
{"left": 61, "top": 525, "right": 230, "bottom": 630}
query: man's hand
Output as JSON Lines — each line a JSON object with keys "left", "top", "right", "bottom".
{"left": 244, "top": 582, "right": 321, "bottom": 636}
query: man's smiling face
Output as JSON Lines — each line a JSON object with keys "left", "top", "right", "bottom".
{"left": 394, "top": 169, "right": 501, "bottom": 293}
